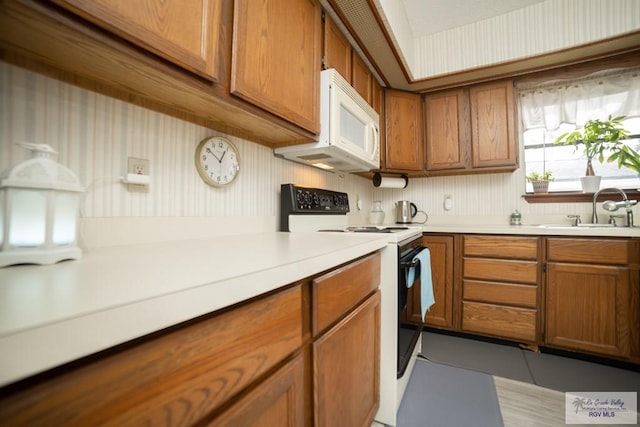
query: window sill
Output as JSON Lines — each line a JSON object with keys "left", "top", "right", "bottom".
{"left": 523, "top": 189, "right": 640, "bottom": 203}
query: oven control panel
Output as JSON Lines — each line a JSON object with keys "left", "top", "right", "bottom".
{"left": 280, "top": 184, "right": 350, "bottom": 214}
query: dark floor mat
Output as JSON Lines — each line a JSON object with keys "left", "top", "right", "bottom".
{"left": 523, "top": 351, "right": 640, "bottom": 392}
{"left": 420, "top": 332, "right": 534, "bottom": 383}
{"left": 397, "top": 358, "right": 504, "bottom": 427}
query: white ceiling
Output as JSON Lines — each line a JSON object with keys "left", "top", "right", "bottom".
{"left": 400, "top": 0, "right": 547, "bottom": 37}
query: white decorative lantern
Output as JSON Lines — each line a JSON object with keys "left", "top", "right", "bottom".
{"left": 0, "top": 143, "right": 84, "bottom": 267}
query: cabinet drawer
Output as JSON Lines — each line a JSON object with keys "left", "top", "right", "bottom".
{"left": 547, "top": 238, "right": 629, "bottom": 265}
{"left": 464, "top": 235, "right": 538, "bottom": 260}
{"left": 463, "top": 280, "right": 537, "bottom": 308}
{"left": 0, "top": 285, "right": 303, "bottom": 426}
{"left": 313, "top": 252, "right": 380, "bottom": 335}
{"left": 464, "top": 258, "right": 537, "bottom": 284}
{"left": 462, "top": 301, "right": 536, "bottom": 342}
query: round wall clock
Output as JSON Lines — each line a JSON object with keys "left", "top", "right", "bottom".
{"left": 195, "top": 136, "right": 240, "bottom": 187}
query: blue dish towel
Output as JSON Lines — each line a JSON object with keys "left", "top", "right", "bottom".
{"left": 405, "top": 248, "right": 435, "bottom": 320}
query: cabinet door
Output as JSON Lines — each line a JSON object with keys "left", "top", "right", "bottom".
{"left": 384, "top": 89, "right": 424, "bottom": 171}
{"left": 210, "top": 353, "right": 305, "bottom": 427}
{"left": 406, "top": 235, "right": 455, "bottom": 329}
{"left": 425, "top": 89, "right": 470, "bottom": 171}
{"left": 371, "top": 78, "right": 384, "bottom": 116}
{"left": 52, "top": 0, "right": 222, "bottom": 81}
{"left": 323, "top": 15, "right": 351, "bottom": 81}
{"left": 469, "top": 80, "right": 517, "bottom": 169}
{"left": 0, "top": 285, "right": 303, "bottom": 425}
{"left": 231, "top": 0, "right": 321, "bottom": 134}
{"left": 546, "top": 263, "right": 630, "bottom": 358}
{"left": 314, "top": 291, "right": 380, "bottom": 427}
{"left": 352, "top": 53, "right": 373, "bottom": 104}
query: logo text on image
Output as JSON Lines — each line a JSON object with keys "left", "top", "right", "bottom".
{"left": 565, "top": 392, "right": 637, "bottom": 425}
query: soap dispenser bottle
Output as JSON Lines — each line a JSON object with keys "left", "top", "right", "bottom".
{"left": 510, "top": 210, "right": 522, "bottom": 225}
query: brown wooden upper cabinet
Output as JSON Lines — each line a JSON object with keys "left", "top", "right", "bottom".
{"left": 323, "top": 15, "right": 351, "bottom": 83}
{"left": 425, "top": 89, "right": 470, "bottom": 172}
{"left": 383, "top": 89, "right": 424, "bottom": 172}
{"left": 232, "top": 0, "right": 322, "bottom": 134}
{"left": 470, "top": 80, "right": 518, "bottom": 169}
{"left": 322, "top": 13, "right": 378, "bottom": 110}
{"left": 371, "top": 78, "right": 384, "bottom": 117}
{"left": 351, "top": 53, "right": 373, "bottom": 104}
{"left": 51, "top": 0, "right": 222, "bottom": 81}
{"left": 424, "top": 80, "right": 518, "bottom": 175}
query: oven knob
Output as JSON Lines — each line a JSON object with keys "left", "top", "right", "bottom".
{"left": 302, "top": 192, "right": 312, "bottom": 208}
{"left": 312, "top": 193, "right": 320, "bottom": 207}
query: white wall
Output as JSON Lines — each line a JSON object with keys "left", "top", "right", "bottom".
{"left": 1, "top": 62, "right": 635, "bottom": 247}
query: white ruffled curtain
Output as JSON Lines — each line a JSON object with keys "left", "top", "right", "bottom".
{"left": 519, "top": 68, "right": 640, "bottom": 132}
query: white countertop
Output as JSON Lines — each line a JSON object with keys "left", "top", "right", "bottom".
{"left": 421, "top": 223, "right": 640, "bottom": 237}
{"left": 1, "top": 223, "right": 637, "bottom": 387}
{"left": 0, "top": 232, "right": 388, "bottom": 387}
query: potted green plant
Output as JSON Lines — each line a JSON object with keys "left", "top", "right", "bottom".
{"left": 554, "top": 115, "right": 630, "bottom": 192}
{"left": 526, "top": 170, "right": 554, "bottom": 193}
{"left": 607, "top": 139, "right": 640, "bottom": 175}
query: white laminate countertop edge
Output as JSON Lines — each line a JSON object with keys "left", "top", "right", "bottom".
{"left": 421, "top": 223, "right": 640, "bottom": 237}
{"left": 0, "top": 232, "right": 388, "bottom": 387}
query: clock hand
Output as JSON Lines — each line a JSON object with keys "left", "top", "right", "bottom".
{"left": 206, "top": 147, "right": 221, "bottom": 162}
{"left": 219, "top": 149, "right": 227, "bottom": 163}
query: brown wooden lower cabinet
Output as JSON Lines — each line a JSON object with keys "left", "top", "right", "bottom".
{"left": 545, "top": 238, "right": 638, "bottom": 361}
{"left": 461, "top": 235, "right": 540, "bottom": 344}
{"left": 406, "top": 235, "right": 455, "bottom": 329}
{"left": 210, "top": 353, "right": 305, "bottom": 426}
{"left": 418, "top": 233, "right": 640, "bottom": 364}
{"left": 0, "top": 284, "right": 304, "bottom": 427}
{"left": 462, "top": 301, "right": 537, "bottom": 342}
{"left": 313, "top": 291, "right": 380, "bottom": 427}
{"left": 0, "top": 252, "right": 382, "bottom": 426}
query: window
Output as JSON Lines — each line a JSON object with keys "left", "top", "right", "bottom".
{"left": 519, "top": 68, "right": 640, "bottom": 193}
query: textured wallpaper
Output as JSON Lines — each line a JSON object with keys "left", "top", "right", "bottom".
{"left": 0, "top": 62, "right": 372, "bottom": 221}
{"left": 412, "top": 0, "right": 640, "bottom": 79}
{"left": 1, "top": 61, "right": 624, "bottom": 230}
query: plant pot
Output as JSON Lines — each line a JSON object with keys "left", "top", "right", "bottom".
{"left": 580, "top": 175, "right": 601, "bottom": 193}
{"left": 531, "top": 180, "right": 549, "bottom": 193}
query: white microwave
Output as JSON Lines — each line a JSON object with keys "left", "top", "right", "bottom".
{"left": 274, "top": 68, "right": 380, "bottom": 172}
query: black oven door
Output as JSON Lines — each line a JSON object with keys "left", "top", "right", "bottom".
{"left": 397, "top": 242, "right": 425, "bottom": 378}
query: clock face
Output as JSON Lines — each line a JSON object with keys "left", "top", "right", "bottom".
{"left": 195, "top": 136, "right": 240, "bottom": 187}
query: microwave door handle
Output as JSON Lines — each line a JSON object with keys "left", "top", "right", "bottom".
{"left": 367, "top": 123, "right": 378, "bottom": 156}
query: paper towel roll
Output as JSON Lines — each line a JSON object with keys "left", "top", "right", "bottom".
{"left": 373, "top": 173, "right": 408, "bottom": 189}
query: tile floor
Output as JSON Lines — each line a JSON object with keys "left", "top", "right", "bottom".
{"left": 418, "top": 331, "right": 640, "bottom": 426}
{"left": 420, "top": 331, "right": 640, "bottom": 392}
{"left": 376, "top": 332, "right": 639, "bottom": 426}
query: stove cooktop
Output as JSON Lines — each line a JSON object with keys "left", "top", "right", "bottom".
{"left": 280, "top": 184, "right": 422, "bottom": 243}
{"left": 319, "top": 226, "right": 410, "bottom": 233}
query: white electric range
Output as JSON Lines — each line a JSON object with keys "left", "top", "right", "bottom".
{"left": 280, "top": 184, "right": 424, "bottom": 426}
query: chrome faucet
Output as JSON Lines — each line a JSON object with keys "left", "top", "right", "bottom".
{"left": 592, "top": 187, "right": 637, "bottom": 227}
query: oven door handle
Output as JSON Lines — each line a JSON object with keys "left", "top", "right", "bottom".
{"left": 399, "top": 245, "right": 425, "bottom": 269}
{"left": 400, "top": 258, "right": 420, "bottom": 269}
